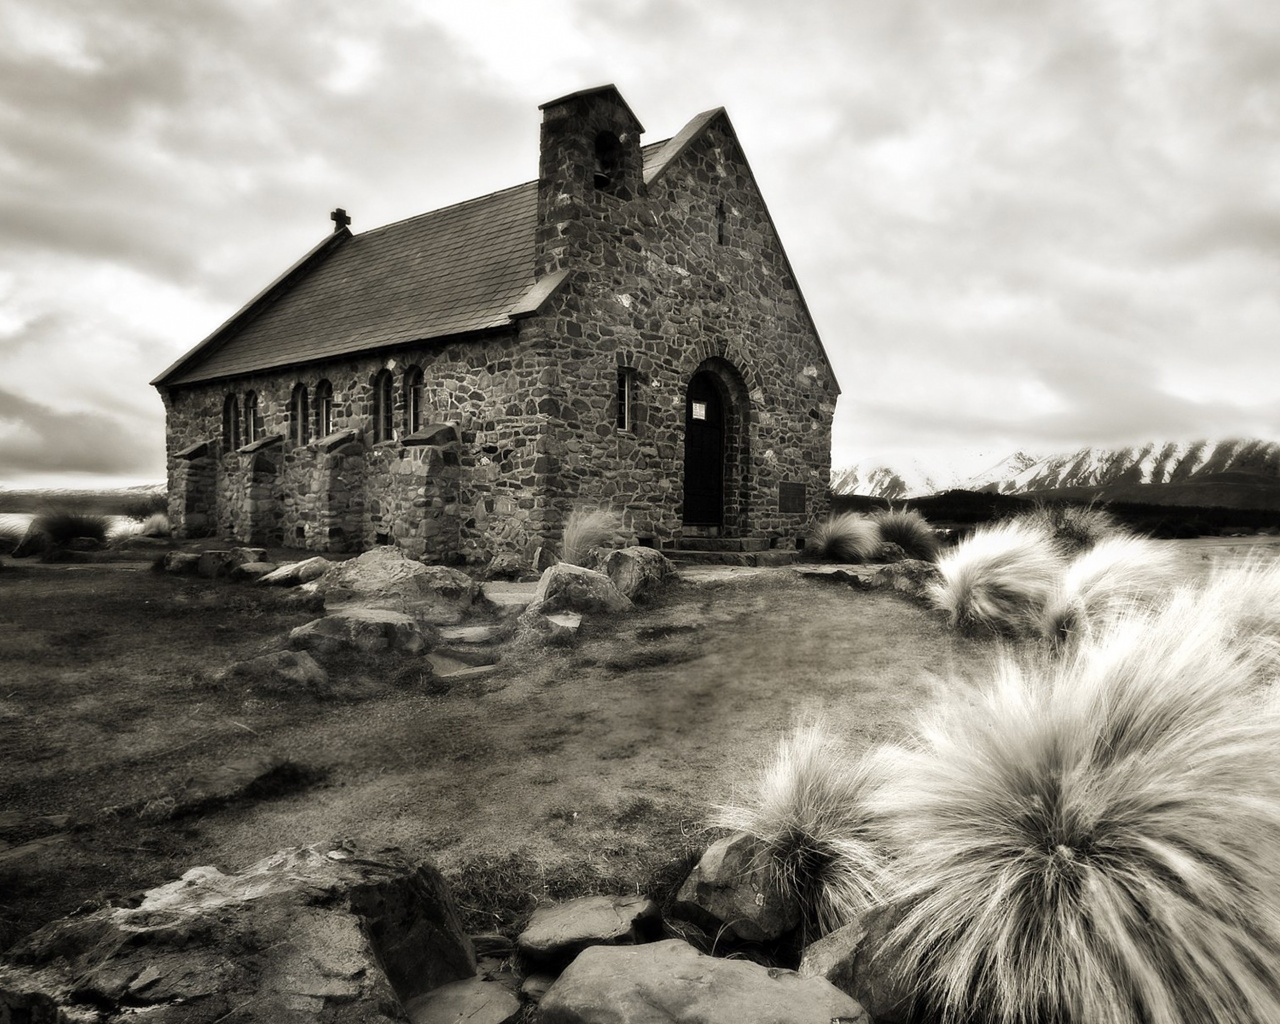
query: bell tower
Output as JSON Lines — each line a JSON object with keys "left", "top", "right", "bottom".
{"left": 535, "top": 85, "right": 646, "bottom": 276}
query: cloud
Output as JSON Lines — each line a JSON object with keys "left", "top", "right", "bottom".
{"left": 0, "top": 387, "right": 160, "bottom": 476}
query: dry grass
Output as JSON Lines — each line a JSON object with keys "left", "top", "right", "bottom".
{"left": 807, "top": 512, "right": 883, "bottom": 563}
{"left": 870, "top": 508, "right": 940, "bottom": 561}
{"left": 32, "top": 507, "right": 109, "bottom": 545}
{"left": 1039, "top": 534, "right": 1176, "bottom": 644}
{"left": 712, "top": 720, "right": 891, "bottom": 940}
{"left": 1014, "top": 501, "right": 1121, "bottom": 555}
{"left": 875, "top": 580, "right": 1280, "bottom": 1024}
{"left": 929, "top": 520, "right": 1064, "bottom": 635}
{"left": 560, "top": 507, "right": 625, "bottom": 567}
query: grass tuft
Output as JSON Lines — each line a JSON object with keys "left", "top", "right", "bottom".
{"left": 713, "top": 721, "right": 891, "bottom": 940}
{"left": 1014, "top": 501, "right": 1121, "bottom": 555}
{"left": 929, "top": 520, "right": 1064, "bottom": 635}
{"left": 1040, "top": 534, "right": 1176, "bottom": 644}
{"left": 874, "top": 585, "right": 1280, "bottom": 1024}
{"left": 870, "top": 508, "right": 940, "bottom": 561}
{"left": 31, "top": 507, "right": 109, "bottom": 546}
{"left": 807, "top": 513, "right": 883, "bottom": 563}
{"left": 560, "top": 507, "right": 625, "bottom": 567}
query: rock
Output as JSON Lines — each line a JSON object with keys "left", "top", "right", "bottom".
{"left": 875, "top": 541, "right": 908, "bottom": 564}
{"left": 318, "top": 548, "right": 480, "bottom": 624}
{"left": 162, "top": 551, "right": 201, "bottom": 575}
{"left": 197, "top": 549, "right": 235, "bottom": 578}
{"left": 403, "top": 975, "right": 521, "bottom": 1024}
{"left": 227, "top": 546, "right": 267, "bottom": 566}
{"left": 289, "top": 608, "right": 437, "bottom": 656}
{"left": 3, "top": 840, "right": 476, "bottom": 1023}
{"left": 517, "top": 895, "right": 660, "bottom": 968}
{"left": 798, "top": 918, "right": 869, "bottom": 996}
{"left": 539, "top": 939, "right": 868, "bottom": 1024}
{"left": 137, "top": 753, "right": 307, "bottom": 820}
{"left": 480, "top": 582, "right": 538, "bottom": 617}
{"left": 221, "top": 649, "right": 329, "bottom": 696}
{"left": 532, "top": 546, "right": 558, "bottom": 572}
{"left": 526, "top": 563, "right": 632, "bottom": 616}
{"left": 516, "top": 608, "right": 582, "bottom": 645}
{"left": 229, "top": 560, "right": 278, "bottom": 582}
{"left": 869, "top": 558, "right": 943, "bottom": 602}
{"left": 259, "top": 555, "right": 333, "bottom": 586}
{"left": 673, "top": 832, "right": 801, "bottom": 943}
{"left": 843, "top": 903, "right": 916, "bottom": 1024}
{"left": 65, "top": 536, "right": 102, "bottom": 552}
{"left": 10, "top": 526, "right": 49, "bottom": 559}
{"left": 598, "top": 546, "right": 676, "bottom": 604}
{"left": 483, "top": 550, "right": 526, "bottom": 581}
{"left": 520, "top": 972, "right": 556, "bottom": 1004}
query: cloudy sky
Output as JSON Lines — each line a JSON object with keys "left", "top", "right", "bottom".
{"left": 1, "top": 0, "right": 1278, "bottom": 489}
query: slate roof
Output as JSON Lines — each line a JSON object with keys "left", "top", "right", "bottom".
{"left": 154, "top": 111, "right": 835, "bottom": 389}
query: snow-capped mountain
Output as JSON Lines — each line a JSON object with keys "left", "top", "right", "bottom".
{"left": 965, "top": 440, "right": 1280, "bottom": 494}
{"left": 832, "top": 440, "right": 1280, "bottom": 498}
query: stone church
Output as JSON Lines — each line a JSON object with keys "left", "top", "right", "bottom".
{"left": 153, "top": 85, "right": 839, "bottom": 564}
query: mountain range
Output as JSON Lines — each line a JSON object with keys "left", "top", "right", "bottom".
{"left": 833, "top": 440, "right": 1280, "bottom": 502}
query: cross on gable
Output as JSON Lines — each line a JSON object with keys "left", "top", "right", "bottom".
{"left": 330, "top": 208, "right": 351, "bottom": 232}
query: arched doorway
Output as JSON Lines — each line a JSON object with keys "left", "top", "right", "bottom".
{"left": 683, "top": 370, "right": 727, "bottom": 528}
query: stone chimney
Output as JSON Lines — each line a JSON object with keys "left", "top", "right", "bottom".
{"left": 535, "top": 85, "right": 645, "bottom": 276}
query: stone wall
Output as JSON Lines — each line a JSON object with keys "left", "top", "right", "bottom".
{"left": 520, "top": 94, "right": 838, "bottom": 551}
{"left": 158, "top": 90, "right": 838, "bottom": 563}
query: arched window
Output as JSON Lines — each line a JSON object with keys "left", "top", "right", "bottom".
{"left": 315, "top": 379, "right": 333, "bottom": 438}
{"left": 222, "top": 393, "right": 241, "bottom": 450}
{"left": 404, "top": 365, "right": 423, "bottom": 435}
{"left": 243, "top": 391, "right": 261, "bottom": 444}
{"left": 290, "top": 384, "right": 309, "bottom": 447}
{"left": 372, "top": 369, "right": 394, "bottom": 442}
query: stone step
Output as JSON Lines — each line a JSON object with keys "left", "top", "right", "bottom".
{"left": 665, "top": 549, "right": 800, "bottom": 567}
{"left": 669, "top": 536, "right": 771, "bottom": 552}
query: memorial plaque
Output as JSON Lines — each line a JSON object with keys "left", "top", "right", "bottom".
{"left": 779, "top": 481, "right": 806, "bottom": 513}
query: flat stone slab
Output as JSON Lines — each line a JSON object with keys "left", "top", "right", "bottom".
{"left": 426, "top": 654, "right": 500, "bottom": 681}
{"left": 437, "top": 624, "right": 505, "bottom": 645}
{"left": 480, "top": 582, "right": 539, "bottom": 614}
{"left": 517, "top": 894, "right": 659, "bottom": 967}
{"left": 404, "top": 975, "right": 520, "bottom": 1024}
{"left": 539, "top": 939, "right": 868, "bottom": 1024}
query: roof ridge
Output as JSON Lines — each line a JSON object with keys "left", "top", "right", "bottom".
{"left": 357, "top": 179, "right": 537, "bottom": 238}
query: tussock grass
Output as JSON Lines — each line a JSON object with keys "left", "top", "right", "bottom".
{"left": 874, "top": 588, "right": 1280, "bottom": 1024}
{"left": 1014, "top": 501, "right": 1121, "bottom": 555}
{"left": 108, "top": 512, "right": 170, "bottom": 542}
{"left": 807, "top": 512, "right": 883, "bottom": 563}
{"left": 1040, "top": 534, "right": 1176, "bottom": 644}
{"left": 870, "top": 508, "right": 940, "bottom": 561}
{"left": 560, "top": 507, "right": 624, "bottom": 567}
{"left": 929, "top": 520, "right": 1064, "bottom": 635}
{"left": 27, "top": 508, "right": 108, "bottom": 549}
{"left": 713, "top": 721, "right": 891, "bottom": 940}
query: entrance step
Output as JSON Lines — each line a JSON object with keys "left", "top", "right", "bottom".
{"left": 672, "top": 536, "right": 771, "bottom": 552}
{"left": 663, "top": 548, "right": 800, "bottom": 567}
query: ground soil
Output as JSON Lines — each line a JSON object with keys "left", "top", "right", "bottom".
{"left": 1, "top": 535, "right": 1273, "bottom": 952}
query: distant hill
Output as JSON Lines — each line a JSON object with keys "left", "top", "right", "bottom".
{"left": 833, "top": 440, "right": 1280, "bottom": 509}
{"left": 0, "top": 483, "right": 166, "bottom": 515}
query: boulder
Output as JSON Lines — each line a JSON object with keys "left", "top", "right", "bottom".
{"left": 516, "top": 895, "right": 659, "bottom": 968}
{"left": 526, "top": 563, "right": 632, "bottom": 617}
{"left": 196, "top": 549, "right": 235, "bottom": 579}
{"left": 515, "top": 608, "right": 582, "bottom": 645}
{"left": 402, "top": 975, "right": 520, "bottom": 1024}
{"left": 842, "top": 902, "right": 917, "bottom": 1024}
{"left": 289, "top": 608, "right": 437, "bottom": 656}
{"left": 259, "top": 556, "right": 333, "bottom": 587}
{"left": 798, "top": 918, "right": 868, "bottom": 996}
{"left": 598, "top": 546, "right": 677, "bottom": 604}
{"left": 137, "top": 753, "right": 307, "bottom": 821}
{"left": 229, "top": 560, "right": 278, "bottom": 582}
{"left": 483, "top": 550, "right": 527, "bottom": 581}
{"left": 869, "top": 559, "right": 943, "bottom": 603}
{"left": 317, "top": 548, "right": 479, "bottom": 624}
{"left": 672, "top": 832, "right": 801, "bottom": 943}
{"left": 221, "top": 649, "right": 329, "bottom": 695}
{"left": 162, "top": 551, "right": 201, "bottom": 575}
{"left": 539, "top": 939, "right": 868, "bottom": 1024}
{"left": 227, "top": 546, "right": 268, "bottom": 566}
{"left": 1, "top": 840, "right": 476, "bottom": 1023}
